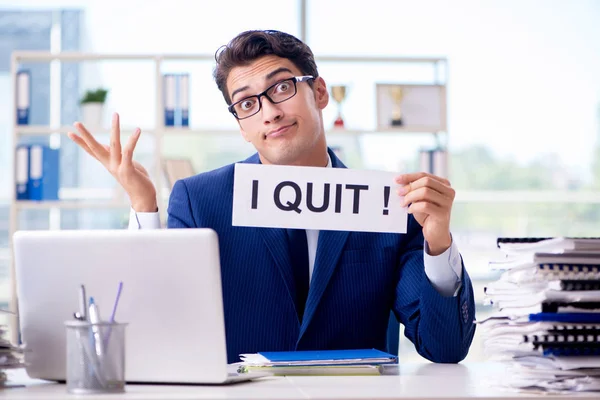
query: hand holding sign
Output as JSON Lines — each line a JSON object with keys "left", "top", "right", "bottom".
{"left": 396, "top": 173, "right": 454, "bottom": 256}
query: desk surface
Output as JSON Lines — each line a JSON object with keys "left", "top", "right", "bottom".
{"left": 2, "top": 363, "right": 598, "bottom": 399}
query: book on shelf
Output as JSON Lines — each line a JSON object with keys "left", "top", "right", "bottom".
{"left": 15, "top": 144, "right": 30, "bottom": 200}
{"left": 163, "top": 74, "right": 176, "bottom": 126}
{"left": 179, "top": 74, "right": 189, "bottom": 127}
{"left": 16, "top": 70, "right": 30, "bottom": 125}
{"left": 163, "top": 73, "right": 190, "bottom": 127}
{"left": 14, "top": 144, "right": 60, "bottom": 201}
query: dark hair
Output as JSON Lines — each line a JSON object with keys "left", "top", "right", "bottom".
{"left": 213, "top": 30, "right": 319, "bottom": 105}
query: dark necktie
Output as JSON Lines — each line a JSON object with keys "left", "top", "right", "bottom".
{"left": 286, "top": 228, "right": 309, "bottom": 321}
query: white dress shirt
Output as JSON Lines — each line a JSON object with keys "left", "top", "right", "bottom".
{"left": 129, "top": 156, "right": 463, "bottom": 297}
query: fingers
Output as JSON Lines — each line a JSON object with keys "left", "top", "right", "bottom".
{"left": 109, "top": 113, "right": 122, "bottom": 171}
{"left": 73, "top": 121, "right": 109, "bottom": 165}
{"left": 70, "top": 117, "right": 147, "bottom": 179}
{"left": 134, "top": 161, "right": 150, "bottom": 177}
{"left": 106, "top": 137, "right": 149, "bottom": 177}
{"left": 395, "top": 174, "right": 455, "bottom": 219}
{"left": 67, "top": 132, "right": 100, "bottom": 161}
{"left": 122, "top": 128, "right": 141, "bottom": 168}
{"left": 396, "top": 172, "right": 450, "bottom": 187}
{"left": 401, "top": 186, "right": 452, "bottom": 209}
{"left": 406, "top": 201, "right": 446, "bottom": 219}
{"left": 397, "top": 175, "right": 455, "bottom": 199}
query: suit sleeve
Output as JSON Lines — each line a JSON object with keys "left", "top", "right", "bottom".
{"left": 166, "top": 179, "right": 197, "bottom": 228}
{"left": 392, "top": 216, "right": 476, "bottom": 363}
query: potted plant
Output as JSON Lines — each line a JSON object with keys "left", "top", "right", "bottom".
{"left": 80, "top": 88, "right": 108, "bottom": 127}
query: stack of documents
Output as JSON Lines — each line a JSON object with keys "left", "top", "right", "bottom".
{"left": 0, "top": 311, "right": 26, "bottom": 386}
{"left": 478, "top": 237, "right": 600, "bottom": 392}
{"left": 238, "top": 349, "right": 397, "bottom": 375}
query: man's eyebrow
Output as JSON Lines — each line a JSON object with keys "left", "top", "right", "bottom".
{"left": 265, "top": 67, "right": 293, "bottom": 80}
{"left": 230, "top": 85, "right": 250, "bottom": 102}
{"left": 230, "top": 67, "right": 294, "bottom": 102}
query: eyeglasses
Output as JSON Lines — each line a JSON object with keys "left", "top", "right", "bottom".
{"left": 228, "top": 75, "right": 314, "bottom": 120}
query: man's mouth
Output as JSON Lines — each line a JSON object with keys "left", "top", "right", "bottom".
{"left": 265, "top": 123, "right": 296, "bottom": 139}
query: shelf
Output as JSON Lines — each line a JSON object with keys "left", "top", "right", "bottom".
{"left": 315, "top": 55, "right": 446, "bottom": 64}
{"left": 161, "top": 127, "right": 239, "bottom": 136}
{"left": 8, "top": 46, "right": 450, "bottom": 344}
{"left": 16, "top": 190, "right": 596, "bottom": 209}
{"left": 12, "top": 52, "right": 215, "bottom": 62}
{"left": 16, "top": 125, "right": 443, "bottom": 137}
{"left": 15, "top": 200, "right": 130, "bottom": 210}
{"left": 327, "top": 127, "right": 444, "bottom": 135}
{"left": 15, "top": 126, "right": 155, "bottom": 136}
{"left": 160, "top": 127, "right": 442, "bottom": 136}
{"left": 12, "top": 52, "right": 443, "bottom": 64}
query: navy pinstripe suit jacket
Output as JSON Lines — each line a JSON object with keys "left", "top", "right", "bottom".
{"left": 167, "top": 148, "right": 476, "bottom": 364}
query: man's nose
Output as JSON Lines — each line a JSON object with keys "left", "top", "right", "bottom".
{"left": 260, "top": 95, "right": 283, "bottom": 123}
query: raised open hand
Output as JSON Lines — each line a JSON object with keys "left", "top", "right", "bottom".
{"left": 68, "top": 113, "right": 158, "bottom": 212}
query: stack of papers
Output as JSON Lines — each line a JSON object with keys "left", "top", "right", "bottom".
{"left": 478, "top": 237, "right": 600, "bottom": 393}
{"left": 238, "top": 349, "right": 397, "bottom": 375}
{"left": 0, "top": 310, "right": 26, "bottom": 387}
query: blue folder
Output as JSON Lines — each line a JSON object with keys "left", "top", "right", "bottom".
{"left": 529, "top": 313, "right": 600, "bottom": 323}
{"left": 248, "top": 348, "right": 398, "bottom": 366}
{"left": 27, "top": 145, "right": 59, "bottom": 201}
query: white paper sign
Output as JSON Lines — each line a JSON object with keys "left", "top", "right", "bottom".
{"left": 232, "top": 164, "right": 407, "bottom": 233}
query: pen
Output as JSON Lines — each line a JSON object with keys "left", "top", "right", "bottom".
{"left": 88, "top": 297, "right": 104, "bottom": 357}
{"left": 108, "top": 282, "right": 123, "bottom": 323}
{"left": 103, "top": 282, "right": 124, "bottom": 349}
{"left": 87, "top": 298, "right": 108, "bottom": 387}
{"left": 79, "top": 284, "right": 87, "bottom": 321}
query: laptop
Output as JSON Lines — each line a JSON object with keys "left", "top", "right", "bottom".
{"left": 13, "top": 228, "right": 266, "bottom": 384}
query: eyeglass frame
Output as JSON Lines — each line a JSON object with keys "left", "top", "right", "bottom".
{"left": 227, "top": 75, "right": 315, "bottom": 120}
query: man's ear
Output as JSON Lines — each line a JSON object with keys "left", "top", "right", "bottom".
{"left": 313, "top": 77, "right": 329, "bottom": 110}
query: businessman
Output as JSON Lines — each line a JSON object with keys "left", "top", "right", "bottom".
{"left": 69, "top": 29, "right": 476, "bottom": 364}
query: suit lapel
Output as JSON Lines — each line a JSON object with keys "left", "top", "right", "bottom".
{"left": 243, "top": 152, "right": 300, "bottom": 322}
{"left": 298, "top": 229, "right": 349, "bottom": 339}
{"left": 256, "top": 227, "right": 299, "bottom": 321}
{"left": 245, "top": 148, "right": 351, "bottom": 335}
{"left": 298, "top": 147, "right": 350, "bottom": 337}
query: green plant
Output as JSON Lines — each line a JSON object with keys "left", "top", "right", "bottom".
{"left": 80, "top": 88, "right": 108, "bottom": 104}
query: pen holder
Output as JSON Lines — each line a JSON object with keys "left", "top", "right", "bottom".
{"left": 64, "top": 320, "right": 127, "bottom": 394}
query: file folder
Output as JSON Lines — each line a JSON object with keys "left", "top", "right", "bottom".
{"left": 15, "top": 145, "right": 30, "bottom": 200}
{"left": 163, "top": 74, "right": 176, "bottom": 126}
{"left": 528, "top": 313, "right": 600, "bottom": 324}
{"left": 16, "top": 70, "right": 31, "bottom": 125}
{"left": 240, "top": 348, "right": 398, "bottom": 367}
{"left": 28, "top": 145, "right": 60, "bottom": 201}
{"left": 179, "top": 74, "right": 189, "bottom": 127}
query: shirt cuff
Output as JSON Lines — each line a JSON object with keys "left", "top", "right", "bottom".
{"left": 128, "top": 207, "right": 161, "bottom": 229}
{"left": 423, "top": 235, "right": 463, "bottom": 297}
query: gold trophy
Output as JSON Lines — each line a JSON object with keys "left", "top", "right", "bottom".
{"left": 331, "top": 85, "right": 347, "bottom": 128}
{"left": 389, "top": 86, "right": 404, "bottom": 127}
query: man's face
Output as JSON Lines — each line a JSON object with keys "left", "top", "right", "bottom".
{"left": 226, "top": 55, "right": 329, "bottom": 166}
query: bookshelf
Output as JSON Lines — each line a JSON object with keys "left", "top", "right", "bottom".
{"left": 8, "top": 51, "right": 447, "bottom": 341}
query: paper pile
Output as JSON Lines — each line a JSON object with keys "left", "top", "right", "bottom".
{"left": 238, "top": 349, "right": 397, "bottom": 376}
{"left": 0, "top": 310, "right": 25, "bottom": 386}
{"left": 478, "top": 237, "right": 600, "bottom": 393}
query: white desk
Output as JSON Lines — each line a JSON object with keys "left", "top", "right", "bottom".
{"left": 2, "top": 363, "right": 598, "bottom": 399}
